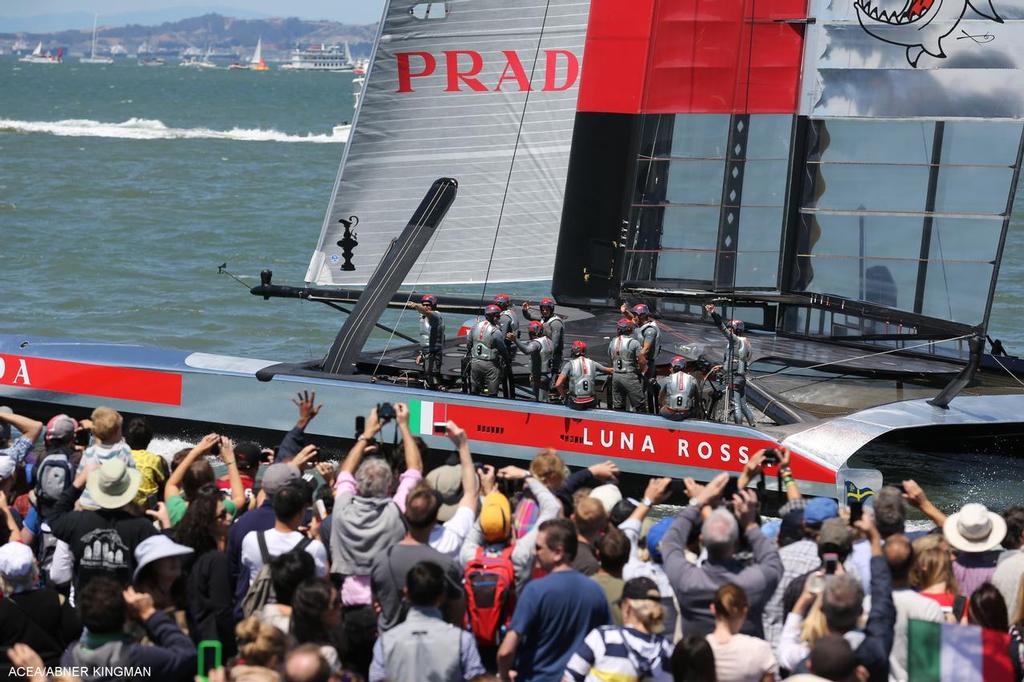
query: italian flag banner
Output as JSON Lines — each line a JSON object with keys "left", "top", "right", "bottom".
{"left": 408, "top": 399, "right": 443, "bottom": 436}
{"left": 908, "top": 619, "right": 1014, "bottom": 681}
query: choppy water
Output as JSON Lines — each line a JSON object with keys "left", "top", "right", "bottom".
{"left": 2, "top": 57, "right": 1023, "bottom": 512}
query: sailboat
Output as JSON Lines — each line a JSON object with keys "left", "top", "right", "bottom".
{"left": 79, "top": 15, "right": 114, "bottom": 64}
{"left": 181, "top": 46, "right": 218, "bottom": 69}
{"left": 230, "top": 38, "right": 269, "bottom": 71}
{"left": 18, "top": 42, "right": 62, "bottom": 64}
{"left": 5, "top": 0, "right": 1024, "bottom": 502}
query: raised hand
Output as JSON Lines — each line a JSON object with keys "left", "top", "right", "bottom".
{"left": 498, "top": 465, "right": 529, "bottom": 481}
{"left": 644, "top": 477, "right": 673, "bottom": 505}
{"left": 446, "top": 421, "right": 466, "bottom": 444}
{"left": 293, "top": 390, "right": 322, "bottom": 428}
{"left": 395, "top": 403, "right": 410, "bottom": 426}
{"left": 293, "top": 444, "right": 319, "bottom": 469}
{"left": 589, "top": 460, "right": 620, "bottom": 482}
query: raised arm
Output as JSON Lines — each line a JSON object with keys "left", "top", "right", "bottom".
{"left": 0, "top": 410, "right": 43, "bottom": 446}
{"left": 902, "top": 479, "right": 947, "bottom": 527}
{"left": 704, "top": 303, "right": 731, "bottom": 339}
{"left": 165, "top": 433, "right": 219, "bottom": 500}
{"left": 219, "top": 436, "right": 247, "bottom": 512}
{"left": 278, "top": 390, "right": 322, "bottom": 461}
{"left": 395, "top": 403, "right": 422, "bottom": 472}
{"left": 448, "top": 421, "right": 478, "bottom": 511}
{"left": 407, "top": 301, "right": 430, "bottom": 315}
{"left": 340, "top": 407, "right": 381, "bottom": 476}
{"left": 521, "top": 301, "right": 538, "bottom": 322}
{"left": 626, "top": 477, "right": 673, "bottom": 526}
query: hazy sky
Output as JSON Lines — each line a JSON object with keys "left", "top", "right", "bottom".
{"left": 3, "top": 0, "right": 387, "bottom": 23}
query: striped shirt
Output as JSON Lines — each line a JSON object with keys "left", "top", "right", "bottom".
{"left": 565, "top": 626, "right": 673, "bottom": 682}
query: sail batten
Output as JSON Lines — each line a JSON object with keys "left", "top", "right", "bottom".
{"left": 307, "top": 0, "right": 592, "bottom": 287}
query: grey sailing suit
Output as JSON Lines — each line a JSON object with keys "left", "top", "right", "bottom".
{"left": 524, "top": 309, "right": 565, "bottom": 373}
{"left": 636, "top": 319, "right": 662, "bottom": 411}
{"left": 559, "top": 357, "right": 606, "bottom": 409}
{"left": 418, "top": 310, "right": 445, "bottom": 388}
{"left": 515, "top": 335, "right": 554, "bottom": 401}
{"left": 497, "top": 308, "right": 519, "bottom": 398}
{"left": 659, "top": 371, "right": 698, "bottom": 421}
{"left": 712, "top": 312, "right": 755, "bottom": 426}
{"left": 465, "top": 320, "right": 508, "bottom": 397}
{"left": 608, "top": 334, "right": 646, "bottom": 412}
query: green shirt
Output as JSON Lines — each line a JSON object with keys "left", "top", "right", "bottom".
{"left": 166, "top": 494, "right": 236, "bottom": 527}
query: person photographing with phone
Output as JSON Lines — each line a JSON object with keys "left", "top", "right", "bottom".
{"left": 778, "top": 513, "right": 895, "bottom": 679}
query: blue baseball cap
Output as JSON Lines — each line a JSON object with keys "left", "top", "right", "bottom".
{"left": 804, "top": 497, "right": 839, "bottom": 526}
{"left": 646, "top": 517, "right": 674, "bottom": 564}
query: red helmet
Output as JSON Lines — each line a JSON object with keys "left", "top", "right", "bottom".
{"left": 420, "top": 294, "right": 438, "bottom": 308}
{"left": 571, "top": 340, "right": 588, "bottom": 357}
{"left": 727, "top": 319, "right": 746, "bottom": 334}
{"left": 528, "top": 320, "right": 544, "bottom": 337}
{"left": 493, "top": 293, "right": 511, "bottom": 309}
{"left": 539, "top": 297, "right": 556, "bottom": 311}
{"left": 484, "top": 304, "right": 501, "bottom": 321}
{"left": 617, "top": 318, "right": 635, "bottom": 334}
{"left": 631, "top": 303, "right": 650, "bottom": 317}
{"left": 670, "top": 356, "right": 687, "bottom": 371}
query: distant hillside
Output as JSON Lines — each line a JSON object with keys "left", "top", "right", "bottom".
{"left": 0, "top": 13, "right": 376, "bottom": 57}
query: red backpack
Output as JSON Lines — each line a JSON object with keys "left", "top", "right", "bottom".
{"left": 463, "top": 545, "right": 517, "bottom": 647}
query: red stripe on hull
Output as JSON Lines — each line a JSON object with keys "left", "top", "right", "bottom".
{"left": 0, "top": 354, "right": 183, "bottom": 406}
{"left": 578, "top": 0, "right": 807, "bottom": 115}
{"left": 440, "top": 401, "right": 836, "bottom": 485}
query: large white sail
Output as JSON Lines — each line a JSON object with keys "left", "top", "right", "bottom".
{"left": 306, "top": 0, "right": 592, "bottom": 287}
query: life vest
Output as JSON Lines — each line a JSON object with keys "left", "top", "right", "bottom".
{"left": 664, "top": 372, "right": 697, "bottom": 412}
{"left": 638, "top": 320, "right": 661, "bottom": 362}
{"left": 419, "top": 312, "right": 445, "bottom": 351}
{"left": 609, "top": 335, "right": 639, "bottom": 373}
{"left": 470, "top": 320, "right": 499, "bottom": 361}
{"left": 568, "top": 358, "right": 597, "bottom": 401}
{"left": 537, "top": 336, "right": 554, "bottom": 375}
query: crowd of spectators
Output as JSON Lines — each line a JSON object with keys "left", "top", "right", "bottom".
{"left": 1, "top": 396, "right": 1023, "bottom": 682}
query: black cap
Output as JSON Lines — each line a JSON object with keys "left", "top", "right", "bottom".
{"left": 620, "top": 577, "right": 660, "bottom": 602}
{"left": 234, "top": 441, "right": 262, "bottom": 471}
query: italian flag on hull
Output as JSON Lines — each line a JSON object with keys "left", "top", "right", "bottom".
{"left": 908, "top": 619, "right": 1016, "bottom": 681}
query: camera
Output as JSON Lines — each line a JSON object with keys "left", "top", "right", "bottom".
{"left": 762, "top": 448, "right": 781, "bottom": 466}
{"left": 209, "top": 437, "right": 221, "bottom": 457}
{"left": 377, "top": 402, "right": 396, "bottom": 423}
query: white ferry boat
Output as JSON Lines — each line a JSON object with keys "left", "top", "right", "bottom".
{"left": 279, "top": 42, "right": 355, "bottom": 72}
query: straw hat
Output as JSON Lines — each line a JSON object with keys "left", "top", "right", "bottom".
{"left": 943, "top": 503, "right": 1006, "bottom": 553}
{"left": 86, "top": 459, "right": 142, "bottom": 510}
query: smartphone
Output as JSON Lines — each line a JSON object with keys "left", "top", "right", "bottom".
{"left": 848, "top": 500, "right": 863, "bottom": 525}
{"left": 197, "top": 640, "right": 222, "bottom": 681}
{"left": 74, "top": 428, "right": 91, "bottom": 447}
{"left": 823, "top": 552, "right": 839, "bottom": 575}
{"left": 315, "top": 499, "right": 328, "bottom": 521}
{"left": 433, "top": 421, "right": 447, "bottom": 434}
{"left": 355, "top": 416, "right": 366, "bottom": 438}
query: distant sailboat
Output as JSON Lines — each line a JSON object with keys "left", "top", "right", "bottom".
{"left": 230, "top": 37, "right": 269, "bottom": 71}
{"left": 18, "top": 42, "right": 62, "bottom": 64}
{"left": 181, "top": 46, "right": 217, "bottom": 69}
{"left": 80, "top": 15, "right": 114, "bottom": 64}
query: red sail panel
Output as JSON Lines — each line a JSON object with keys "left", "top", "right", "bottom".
{"left": 577, "top": 0, "right": 806, "bottom": 115}
{"left": 576, "top": 0, "right": 657, "bottom": 114}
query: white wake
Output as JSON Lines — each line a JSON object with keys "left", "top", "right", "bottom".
{"left": 0, "top": 117, "right": 348, "bottom": 143}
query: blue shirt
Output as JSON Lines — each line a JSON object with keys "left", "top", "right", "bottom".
{"left": 509, "top": 569, "right": 611, "bottom": 682}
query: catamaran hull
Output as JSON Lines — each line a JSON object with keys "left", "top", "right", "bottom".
{"left": 0, "top": 334, "right": 847, "bottom": 497}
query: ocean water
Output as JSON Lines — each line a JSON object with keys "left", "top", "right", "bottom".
{"left": 2, "top": 57, "right": 1023, "bottom": 511}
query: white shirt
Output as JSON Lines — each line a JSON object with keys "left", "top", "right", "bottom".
{"left": 429, "top": 506, "right": 476, "bottom": 561}
{"left": 240, "top": 528, "right": 328, "bottom": 582}
{"left": 890, "top": 589, "right": 944, "bottom": 682}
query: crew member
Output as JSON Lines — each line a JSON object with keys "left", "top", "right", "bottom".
{"left": 658, "top": 356, "right": 699, "bottom": 421}
{"left": 704, "top": 303, "right": 755, "bottom": 426}
{"left": 621, "top": 302, "right": 661, "bottom": 412}
{"left": 465, "top": 304, "right": 510, "bottom": 397}
{"left": 608, "top": 318, "right": 647, "bottom": 412}
{"left": 493, "top": 293, "right": 519, "bottom": 398}
{"left": 555, "top": 340, "right": 612, "bottom": 410}
{"left": 512, "top": 321, "right": 554, "bottom": 402}
{"left": 522, "top": 297, "right": 564, "bottom": 372}
{"left": 407, "top": 294, "right": 445, "bottom": 389}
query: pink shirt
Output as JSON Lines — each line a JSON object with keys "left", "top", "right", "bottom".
{"left": 337, "top": 468, "right": 422, "bottom": 607}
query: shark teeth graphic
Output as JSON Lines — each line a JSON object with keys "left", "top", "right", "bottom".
{"left": 855, "top": 0, "right": 933, "bottom": 25}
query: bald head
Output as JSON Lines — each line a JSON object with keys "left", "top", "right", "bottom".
{"left": 284, "top": 645, "right": 329, "bottom": 682}
{"left": 884, "top": 534, "right": 913, "bottom": 586}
